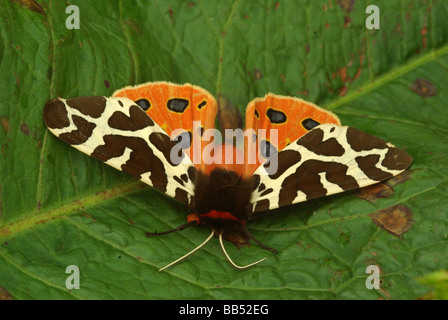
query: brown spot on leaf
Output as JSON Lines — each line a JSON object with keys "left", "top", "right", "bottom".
{"left": 355, "top": 170, "right": 413, "bottom": 202}
{"left": 123, "top": 19, "right": 141, "bottom": 35}
{"left": 297, "top": 89, "right": 308, "bottom": 97}
{"left": 254, "top": 69, "right": 263, "bottom": 80}
{"left": 104, "top": 80, "right": 110, "bottom": 88}
{"left": 0, "top": 286, "right": 13, "bottom": 300}
{"left": 370, "top": 204, "right": 414, "bottom": 237}
{"left": 12, "top": 0, "right": 46, "bottom": 16}
{"left": 20, "top": 122, "right": 30, "bottom": 136}
{"left": 337, "top": 0, "right": 355, "bottom": 13}
{"left": 410, "top": 78, "right": 437, "bottom": 97}
{"left": 405, "top": 12, "right": 412, "bottom": 22}
{"left": 354, "top": 183, "right": 394, "bottom": 202}
{"left": 333, "top": 40, "right": 365, "bottom": 95}
{"left": 14, "top": 73, "right": 20, "bottom": 87}
{"left": 0, "top": 187, "right": 3, "bottom": 220}
{"left": 384, "top": 170, "right": 414, "bottom": 188}
{"left": 339, "top": 86, "right": 348, "bottom": 96}
{"left": 81, "top": 212, "right": 95, "bottom": 222}
{"left": 344, "top": 15, "right": 352, "bottom": 28}
{"left": 420, "top": 23, "right": 428, "bottom": 51}
{"left": 1, "top": 117, "right": 9, "bottom": 134}
{"left": 337, "top": 67, "right": 348, "bottom": 95}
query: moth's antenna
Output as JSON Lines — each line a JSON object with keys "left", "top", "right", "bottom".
{"left": 218, "top": 233, "right": 267, "bottom": 269}
{"left": 146, "top": 220, "right": 197, "bottom": 236}
{"left": 158, "top": 230, "right": 214, "bottom": 272}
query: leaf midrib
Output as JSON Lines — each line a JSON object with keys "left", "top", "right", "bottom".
{"left": 0, "top": 180, "right": 142, "bottom": 240}
{"left": 327, "top": 43, "right": 448, "bottom": 110}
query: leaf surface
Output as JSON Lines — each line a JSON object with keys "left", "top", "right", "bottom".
{"left": 0, "top": 0, "right": 447, "bottom": 299}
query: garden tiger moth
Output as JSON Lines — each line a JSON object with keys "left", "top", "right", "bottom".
{"left": 43, "top": 81, "right": 412, "bottom": 270}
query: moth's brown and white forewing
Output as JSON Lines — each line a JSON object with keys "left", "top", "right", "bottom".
{"left": 250, "top": 124, "right": 412, "bottom": 213}
{"left": 44, "top": 96, "right": 196, "bottom": 204}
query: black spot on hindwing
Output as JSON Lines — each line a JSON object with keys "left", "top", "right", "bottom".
{"left": 172, "top": 131, "right": 192, "bottom": 150}
{"left": 260, "top": 140, "right": 278, "bottom": 158}
{"left": 266, "top": 108, "right": 287, "bottom": 124}
{"left": 198, "top": 101, "right": 206, "bottom": 109}
{"left": 135, "top": 98, "right": 151, "bottom": 111}
{"left": 302, "top": 118, "right": 320, "bottom": 130}
{"left": 167, "top": 98, "right": 189, "bottom": 113}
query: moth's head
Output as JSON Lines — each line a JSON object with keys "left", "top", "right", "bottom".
{"left": 150, "top": 210, "right": 272, "bottom": 272}
{"left": 187, "top": 211, "right": 250, "bottom": 246}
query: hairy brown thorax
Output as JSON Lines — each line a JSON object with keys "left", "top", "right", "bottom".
{"left": 189, "top": 168, "right": 256, "bottom": 244}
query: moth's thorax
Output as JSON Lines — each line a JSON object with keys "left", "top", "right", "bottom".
{"left": 190, "top": 167, "right": 256, "bottom": 244}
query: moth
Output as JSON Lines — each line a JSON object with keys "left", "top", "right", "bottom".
{"left": 43, "top": 81, "right": 412, "bottom": 271}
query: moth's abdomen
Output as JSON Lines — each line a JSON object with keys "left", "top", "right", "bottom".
{"left": 192, "top": 168, "right": 254, "bottom": 221}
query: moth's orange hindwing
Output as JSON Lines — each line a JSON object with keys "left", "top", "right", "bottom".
{"left": 112, "top": 81, "right": 218, "bottom": 172}
{"left": 243, "top": 93, "right": 341, "bottom": 177}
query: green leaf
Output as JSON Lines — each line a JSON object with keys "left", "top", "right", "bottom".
{"left": 417, "top": 270, "right": 448, "bottom": 300}
{"left": 1, "top": 0, "right": 447, "bottom": 300}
